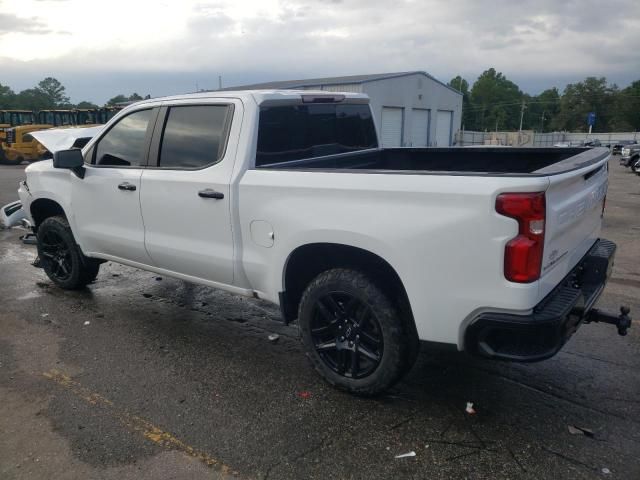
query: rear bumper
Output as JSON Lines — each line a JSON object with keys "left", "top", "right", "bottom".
{"left": 464, "top": 238, "right": 615, "bottom": 362}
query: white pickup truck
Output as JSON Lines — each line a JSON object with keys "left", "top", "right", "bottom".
{"left": 18, "top": 90, "right": 631, "bottom": 395}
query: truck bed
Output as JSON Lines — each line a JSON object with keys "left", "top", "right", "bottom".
{"left": 256, "top": 147, "right": 609, "bottom": 176}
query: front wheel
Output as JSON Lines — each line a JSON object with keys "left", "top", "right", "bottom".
{"left": 37, "top": 215, "right": 100, "bottom": 290}
{"left": 298, "top": 268, "right": 414, "bottom": 395}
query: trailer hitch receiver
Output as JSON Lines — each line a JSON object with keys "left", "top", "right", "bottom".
{"left": 583, "top": 306, "right": 632, "bottom": 336}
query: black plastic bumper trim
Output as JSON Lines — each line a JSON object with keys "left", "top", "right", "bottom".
{"left": 465, "top": 238, "right": 616, "bottom": 362}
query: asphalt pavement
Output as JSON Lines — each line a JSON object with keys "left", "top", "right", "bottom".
{"left": 1, "top": 158, "right": 639, "bottom": 479}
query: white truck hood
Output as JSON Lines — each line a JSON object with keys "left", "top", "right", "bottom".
{"left": 29, "top": 126, "right": 103, "bottom": 153}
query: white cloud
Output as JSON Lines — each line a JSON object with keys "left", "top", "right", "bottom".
{"left": 0, "top": 0, "right": 638, "bottom": 102}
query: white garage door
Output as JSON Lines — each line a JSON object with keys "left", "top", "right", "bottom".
{"left": 435, "top": 110, "right": 453, "bottom": 146}
{"left": 380, "top": 107, "right": 403, "bottom": 147}
{"left": 410, "top": 109, "right": 430, "bottom": 147}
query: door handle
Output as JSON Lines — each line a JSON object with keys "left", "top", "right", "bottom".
{"left": 118, "top": 182, "right": 137, "bottom": 191}
{"left": 198, "top": 189, "right": 224, "bottom": 199}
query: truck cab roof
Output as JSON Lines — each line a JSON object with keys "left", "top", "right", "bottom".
{"left": 124, "top": 89, "right": 370, "bottom": 109}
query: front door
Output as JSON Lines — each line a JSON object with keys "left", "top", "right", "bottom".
{"left": 140, "top": 102, "right": 238, "bottom": 285}
{"left": 72, "top": 107, "right": 157, "bottom": 264}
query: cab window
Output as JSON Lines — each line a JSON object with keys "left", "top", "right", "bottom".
{"left": 157, "top": 105, "right": 231, "bottom": 169}
{"left": 94, "top": 109, "right": 153, "bottom": 167}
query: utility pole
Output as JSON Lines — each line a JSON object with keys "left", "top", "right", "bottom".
{"left": 458, "top": 76, "right": 463, "bottom": 92}
{"left": 218, "top": 76, "right": 222, "bottom": 90}
{"left": 540, "top": 111, "right": 545, "bottom": 132}
{"left": 518, "top": 99, "right": 526, "bottom": 133}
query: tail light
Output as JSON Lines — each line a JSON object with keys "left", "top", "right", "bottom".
{"left": 496, "top": 192, "right": 546, "bottom": 283}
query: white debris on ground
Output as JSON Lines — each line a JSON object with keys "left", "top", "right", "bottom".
{"left": 394, "top": 451, "right": 416, "bottom": 459}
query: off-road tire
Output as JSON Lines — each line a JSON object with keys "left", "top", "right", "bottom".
{"left": 298, "top": 268, "right": 414, "bottom": 395}
{"left": 37, "top": 215, "right": 100, "bottom": 289}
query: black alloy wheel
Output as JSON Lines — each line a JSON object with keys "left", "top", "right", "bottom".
{"left": 298, "top": 268, "right": 413, "bottom": 395}
{"left": 39, "top": 229, "right": 73, "bottom": 282}
{"left": 310, "top": 291, "right": 384, "bottom": 379}
{"left": 37, "top": 215, "right": 100, "bottom": 289}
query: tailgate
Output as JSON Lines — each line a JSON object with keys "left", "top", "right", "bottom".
{"left": 539, "top": 156, "right": 609, "bottom": 297}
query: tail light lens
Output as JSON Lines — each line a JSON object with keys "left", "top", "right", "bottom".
{"left": 496, "top": 192, "right": 546, "bottom": 283}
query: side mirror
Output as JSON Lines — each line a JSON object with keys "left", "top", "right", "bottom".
{"left": 53, "top": 148, "right": 85, "bottom": 178}
{"left": 53, "top": 148, "right": 84, "bottom": 169}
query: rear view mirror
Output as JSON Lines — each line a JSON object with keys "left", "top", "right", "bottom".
{"left": 53, "top": 148, "right": 85, "bottom": 178}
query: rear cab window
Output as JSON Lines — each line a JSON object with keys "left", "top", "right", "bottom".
{"left": 256, "top": 103, "right": 377, "bottom": 167}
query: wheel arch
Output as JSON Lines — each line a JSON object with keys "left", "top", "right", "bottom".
{"left": 30, "top": 198, "right": 67, "bottom": 232}
{"left": 281, "top": 243, "right": 418, "bottom": 344}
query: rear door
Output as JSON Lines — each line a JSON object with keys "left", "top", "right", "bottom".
{"left": 539, "top": 156, "right": 609, "bottom": 295}
{"left": 139, "top": 101, "right": 239, "bottom": 285}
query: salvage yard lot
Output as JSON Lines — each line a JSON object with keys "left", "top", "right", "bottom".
{"left": 1, "top": 158, "right": 639, "bottom": 480}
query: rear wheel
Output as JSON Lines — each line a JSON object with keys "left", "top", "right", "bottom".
{"left": 37, "top": 215, "right": 100, "bottom": 289}
{"left": 298, "top": 268, "right": 413, "bottom": 395}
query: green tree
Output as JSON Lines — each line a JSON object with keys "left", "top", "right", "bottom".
{"left": 107, "top": 94, "right": 129, "bottom": 105}
{"left": 107, "top": 93, "right": 145, "bottom": 106}
{"left": 551, "top": 77, "right": 617, "bottom": 132}
{"left": 0, "top": 83, "right": 16, "bottom": 109}
{"left": 524, "top": 88, "right": 560, "bottom": 132}
{"left": 448, "top": 75, "right": 473, "bottom": 128}
{"left": 614, "top": 80, "right": 640, "bottom": 131}
{"left": 36, "top": 77, "right": 69, "bottom": 107}
{"left": 14, "top": 88, "right": 53, "bottom": 111}
{"left": 76, "top": 101, "right": 98, "bottom": 109}
{"left": 468, "top": 68, "right": 523, "bottom": 131}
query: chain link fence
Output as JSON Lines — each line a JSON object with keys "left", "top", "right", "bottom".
{"left": 456, "top": 130, "right": 639, "bottom": 147}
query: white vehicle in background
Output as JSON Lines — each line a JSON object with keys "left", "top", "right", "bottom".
{"left": 18, "top": 90, "right": 631, "bottom": 395}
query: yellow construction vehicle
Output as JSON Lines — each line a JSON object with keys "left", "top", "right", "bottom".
{"left": 0, "top": 110, "right": 35, "bottom": 143}
{"left": 75, "top": 108, "right": 118, "bottom": 125}
{"left": 0, "top": 108, "right": 121, "bottom": 165}
{"left": 1, "top": 126, "right": 50, "bottom": 164}
{"left": 1, "top": 110, "right": 79, "bottom": 165}
{"left": 36, "top": 109, "right": 78, "bottom": 127}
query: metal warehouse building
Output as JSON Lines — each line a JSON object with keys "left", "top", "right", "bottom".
{"left": 224, "top": 71, "right": 463, "bottom": 147}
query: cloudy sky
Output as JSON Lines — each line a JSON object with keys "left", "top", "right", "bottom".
{"left": 1, "top": 0, "right": 638, "bottom": 103}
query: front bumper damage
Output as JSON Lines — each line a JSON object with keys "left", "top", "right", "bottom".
{"left": 465, "top": 239, "right": 631, "bottom": 362}
{"left": 0, "top": 200, "right": 26, "bottom": 229}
